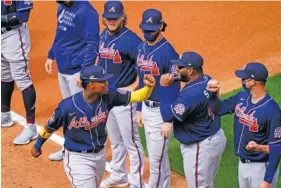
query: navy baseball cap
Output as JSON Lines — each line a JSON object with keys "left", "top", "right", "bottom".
{"left": 81, "top": 65, "right": 113, "bottom": 82}
{"left": 102, "top": 1, "right": 124, "bottom": 19}
{"left": 171, "top": 51, "right": 204, "bottom": 68}
{"left": 235, "top": 62, "right": 268, "bottom": 81}
{"left": 139, "top": 9, "right": 162, "bottom": 31}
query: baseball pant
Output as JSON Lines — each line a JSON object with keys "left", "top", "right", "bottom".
{"left": 238, "top": 160, "right": 279, "bottom": 188}
{"left": 142, "top": 103, "right": 171, "bottom": 188}
{"left": 1, "top": 23, "right": 33, "bottom": 91}
{"left": 180, "top": 128, "right": 226, "bottom": 188}
{"left": 63, "top": 149, "right": 106, "bottom": 188}
{"left": 106, "top": 103, "right": 145, "bottom": 187}
{"left": 58, "top": 72, "right": 83, "bottom": 99}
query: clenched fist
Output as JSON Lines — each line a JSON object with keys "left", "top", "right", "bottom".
{"left": 207, "top": 79, "right": 220, "bottom": 93}
{"left": 160, "top": 73, "right": 174, "bottom": 86}
{"left": 246, "top": 141, "right": 260, "bottom": 152}
{"left": 31, "top": 147, "right": 42, "bottom": 158}
{"left": 143, "top": 74, "right": 155, "bottom": 87}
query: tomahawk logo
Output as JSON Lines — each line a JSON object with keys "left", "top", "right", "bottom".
{"left": 146, "top": 17, "right": 153, "bottom": 23}
{"left": 109, "top": 6, "right": 115, "bottom": 12}
{"left": 235, "top": 103, "right": 259, "bottom": 132}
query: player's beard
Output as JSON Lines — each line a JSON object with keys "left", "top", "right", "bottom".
{"left": 179, "top": 72, "right": 190, "bottom": 82}
{"left": 106, "top": 20, "right": 124, "bottom": 34}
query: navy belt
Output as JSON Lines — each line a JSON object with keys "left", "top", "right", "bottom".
{"left": 144, "top": 100, "right": 160, "bottom": 108}
{"left": 240, "top": 158, "right": 267, "bottom": 163}
{"left": 66, "top": 146, "right": 104, "bottom": 154}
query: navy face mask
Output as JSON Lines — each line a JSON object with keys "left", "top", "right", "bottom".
{"left": 143, "top": 30, "right": 160, "bottom": 42}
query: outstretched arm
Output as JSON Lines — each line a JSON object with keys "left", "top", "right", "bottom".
{"left": 130, "top": 74, "right": 155, "bottom": 103}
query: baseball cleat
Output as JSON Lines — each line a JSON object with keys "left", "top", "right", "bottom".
{"left": 13, "top": 124, "right": 38, "bottom": 145}
{"left": 1, "top": 112, "right": 14, "bottom": 127}
{"left": 48, "top": 148, "right": 64, "bottom": 161}
{"left": 100, "top": 176, "right": 129, "bottom": 188}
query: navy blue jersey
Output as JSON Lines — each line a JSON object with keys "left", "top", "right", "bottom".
{"left": 160, "top": 75, "right": 221, "bottom": 144}
{"left": 215, "top": 91, "right": 281, "bottom": 161}
{"left": 48, "top": 1, "right": 99, "bottom": 75}
{"left": 97, "top": 27, "right": 142, "bottom": 88}
{"left": 264, "top": 117, "right": 281, "bottom": 183}
{"left": 136, "top": 37, "right": 180, "bottom": 110}
{"left": 45, "top": 88, "right": 130, "bottom": 151}
{"left": 1, "top": 0, "right": 33, "bottom": 27}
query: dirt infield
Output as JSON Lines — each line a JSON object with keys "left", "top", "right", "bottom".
{"left": 2, "top": 1, "right": 281, "bottom": 188}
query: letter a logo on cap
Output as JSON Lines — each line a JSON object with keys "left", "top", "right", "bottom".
{"left": 109, "top": 6, "right": 115, "bottom": 12}
{"left": 146, "top": 17, "right": 153, "bottom": 23}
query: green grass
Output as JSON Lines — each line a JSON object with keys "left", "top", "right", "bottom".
{"left": 138, "top": 73, "right": 281, "bottom": 188}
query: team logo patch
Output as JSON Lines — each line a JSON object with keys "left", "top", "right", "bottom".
{"left": 24, "top": 0, "right": 32, "bottom": 5}
{"left": 117, "top": 88, "right": 128, "bottom": 95}
{"left": 274, "top": 127, "right": 281, "bottom": 138}
{"left": 235, "top": 103, "right": 259, "bottom": 132}
{"left": 137, "top": 54, "right": 160, "bottom": 76}
{"left": 173, "top": 103, "right": 185, "bottom": 116}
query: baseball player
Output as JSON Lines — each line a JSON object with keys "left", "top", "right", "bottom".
{"left": 97, "top": 1, "right": 144, "bottom": 188}
{"left": 246, "top": 116, "right": 281, "bottom": 188}
{"left": 1, "top": 0, "right": 38, "bottom": 144}
{"left": 159, "top": 51, "right": 227, "bottom": 188}
{"left": 31, "top": 65, "right": 155, "bottom": 188}
{"left": 206, "top": 62, "right": 280, "bottom": 188}
{"left": 136, "top": 9, "right": 180, "bottom": 188}
{"left": 46, "top": 0, "right": 100, "bottom": 161}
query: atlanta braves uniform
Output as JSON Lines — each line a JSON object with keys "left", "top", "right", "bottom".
{"left": 160, "top": 52, "right": 227, "bottom": 188}
{"left": 208, "top": 63, "right": 280, "bottom": 188}
{"left": 44, "top": 87, "right": 133, "bottom": 188}
{"left": 264, "top": 120, "right": 281, "bottom": 184}
{"left": 1, "top": 0, "right": 38, "bottom": 144}
{"left": 136, "top": 12, "right": 180, "bottom": 187}
{"left": 98, "top": 10, "right": 144, "bottom": 188}
{"left": 48, "top": 1, "right": 99, "bottom": 99}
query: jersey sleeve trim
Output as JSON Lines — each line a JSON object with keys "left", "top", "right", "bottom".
{"left": 17, "top": 7, "right": 33, "bottom": 11}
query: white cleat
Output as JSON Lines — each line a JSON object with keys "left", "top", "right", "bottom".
{"left": 1, "top": 112, "right": 14, "bottom": 127}
{"left": 48, "top": 148, "right": 64, "bottom": 161}
{"left": 100, "top": 176, "right": 129, "bottom": 188}
{"left": 13, "top": 124, "right": 38, "bottom": 145}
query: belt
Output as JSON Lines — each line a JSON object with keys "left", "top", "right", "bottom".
{"left": 1, "top": 25, "right": 21, "bottom": 34}
{"left": 66, "top": 146, "right": 104, "bottom": 154}
{"left": 144, "top": 100, "right": 160, "bottom": 108}
{"left": 240, "top": 158, "right": 267, "bottom": 163}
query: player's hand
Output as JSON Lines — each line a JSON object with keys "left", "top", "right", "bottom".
{"left": 45, "top": 59, "right": 54, "bottom": 74}
{"left": 136, "top": 111, "right": 144, "bottom": 127}
{"left": 143, "top": 74, "right": 155, "bottom": 87}
{"left": 246, "top": 141, "right": 260, "bottom": 152}
{"left": 259, "top": 181, "right": 272, "bottom": 188}
{"left": 207, "top": 79, "right": 220, "bottom": 93}
{"left": 160, "top": 73, "right": 174, "bottom": 86}
{"left": 31, "top": 147, "right": 42, "bottom": 158}
{"left": 161, "top": 122, "right": 173, "bottom": 137}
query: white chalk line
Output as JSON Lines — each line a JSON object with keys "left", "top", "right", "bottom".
{"left": 10, "top": 111, "right": 112, "bottom": 173}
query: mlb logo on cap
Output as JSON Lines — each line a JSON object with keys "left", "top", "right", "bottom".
{"left": 139, "top": 9, "right": 163, "bottom": 31}
{"left": 103, "top": 1, "right": 124, "bottom": 19}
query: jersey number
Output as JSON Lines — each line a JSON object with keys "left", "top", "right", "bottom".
{"left": 3, "top": 0, "right": 12, "bottom": 5}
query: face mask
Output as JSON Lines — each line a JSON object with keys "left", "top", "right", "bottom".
{"left": 143, "top": 30, "right": 160, "bottom": 42}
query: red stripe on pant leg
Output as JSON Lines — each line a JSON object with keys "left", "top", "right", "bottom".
{"left": 67, "top": 151, "right": 77, "bottom": 188}
{"left": 130, "top": 104, "right": 143, "bottom": 188}
{"left": 156, "top": 136, "right": 167, "bottom": 188}
{"left": 18, "top": 28, "right": 30, "bottom": 80}
{"left": 195, "top": 143, "right": 200, "bottom": 188}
